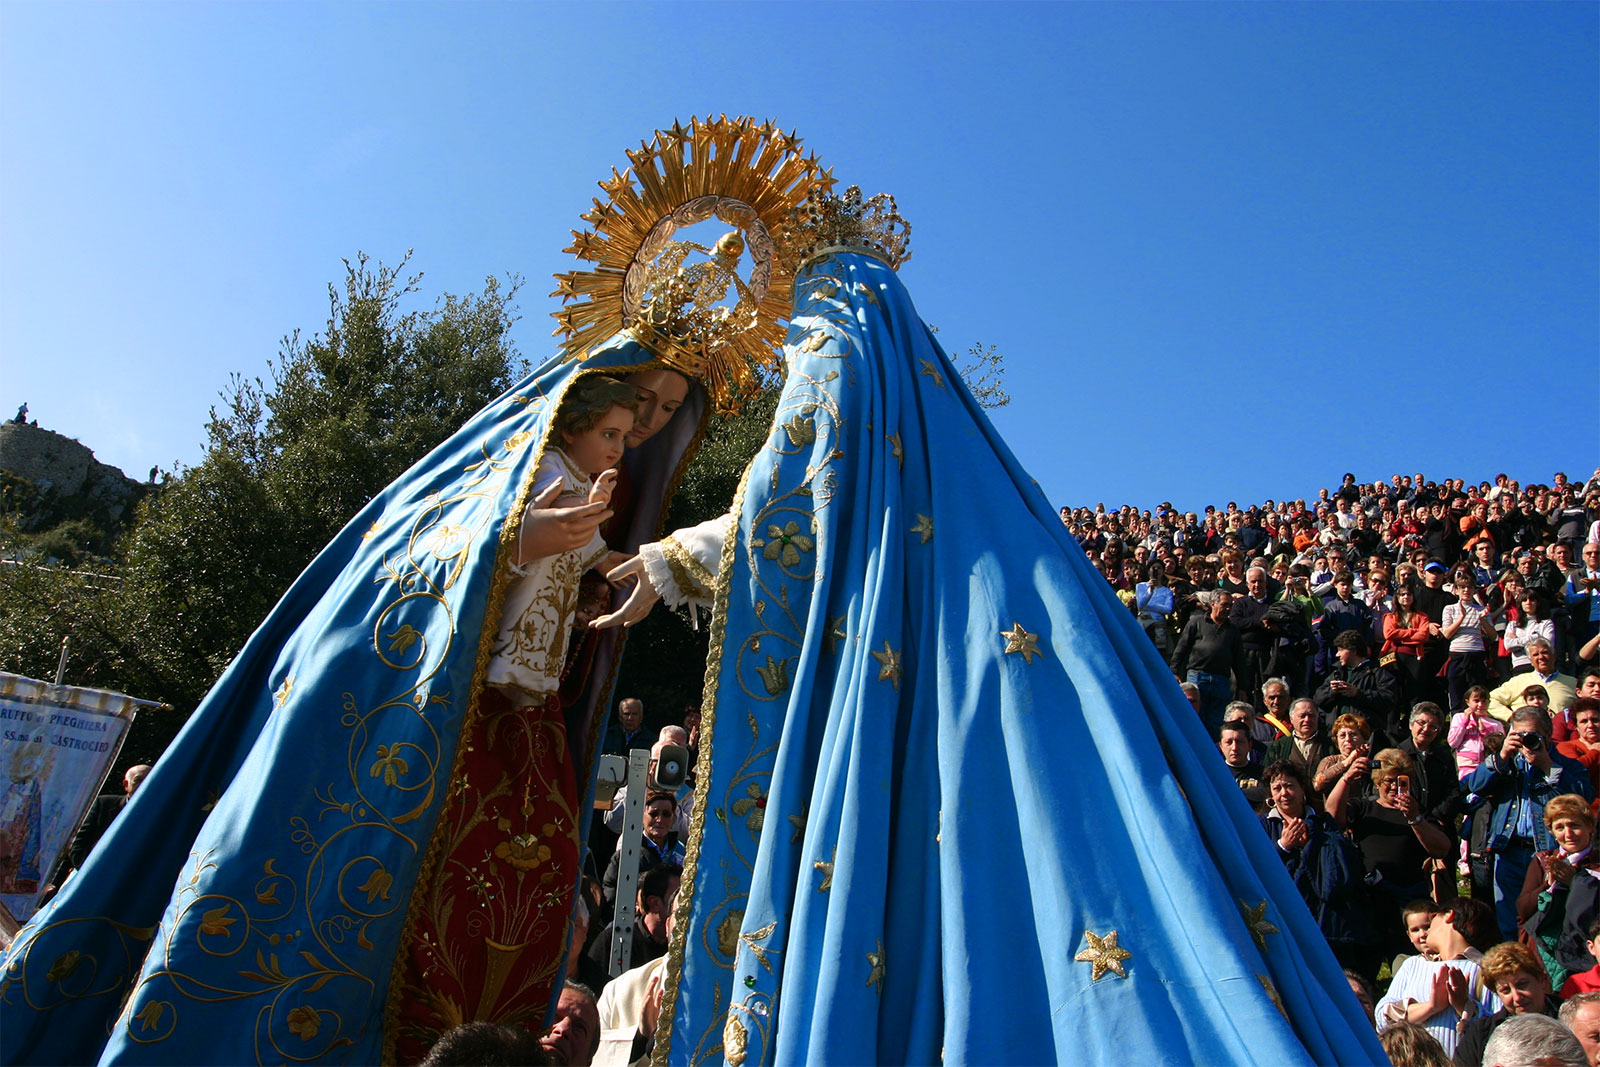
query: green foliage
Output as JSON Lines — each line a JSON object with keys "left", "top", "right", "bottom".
{"left": 0, "top": 252, "right": 526, "bottom": 764}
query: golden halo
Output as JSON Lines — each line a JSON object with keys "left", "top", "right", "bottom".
{"left": 551, "top": 116, "right": 835, "bottom": 409}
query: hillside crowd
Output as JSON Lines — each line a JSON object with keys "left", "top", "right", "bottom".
{"left": 1064, "top": 468, "right": 1600, "bottom": 1065}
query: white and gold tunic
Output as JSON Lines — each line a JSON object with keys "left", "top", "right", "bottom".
{"left": 486, "top": 448, "right": 609, "bottom": 696}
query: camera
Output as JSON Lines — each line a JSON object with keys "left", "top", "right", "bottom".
{"left": 1519, "top": 731, "right": 1544, "bottom": 750}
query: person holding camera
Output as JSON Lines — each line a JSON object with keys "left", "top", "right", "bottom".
{"left": 1462, "top": 705, "right": 1595, "bottom": 941}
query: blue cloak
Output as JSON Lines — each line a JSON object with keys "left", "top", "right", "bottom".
{"left": 654, "top": 252, "right": 1386, "bottom": 1065}
{"left": 0, "top": 337, "right": 706, "bottom": 1065}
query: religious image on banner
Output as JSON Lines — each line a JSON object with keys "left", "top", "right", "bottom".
{"left": 0, "top": 674, "right": 143, "bottom": 922}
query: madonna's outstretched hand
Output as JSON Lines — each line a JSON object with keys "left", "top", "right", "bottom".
{"left": 591, "top": 555, "right": 661, "bottom": 628}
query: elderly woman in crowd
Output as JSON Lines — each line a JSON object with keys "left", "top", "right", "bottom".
{"left": 1455, "top": 942, "right": 1563, "bottom": 1067}
{"left": 1314, "top": 713, "right": 1375, "bottom": 801}
{"left": 1259, "top": 759, "right": 1378, "bottom": 976}
{"left": 1517, "top": 793, "right": 1600, "bottom": 990}
{"left": 1328, "top": 748, "right": 1453, "bottom": 969}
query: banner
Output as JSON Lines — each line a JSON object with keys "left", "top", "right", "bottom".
{"left": 0, "top": 673, "right": 139, "bottom": 923}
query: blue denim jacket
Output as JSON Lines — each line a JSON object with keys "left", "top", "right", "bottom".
{"left": 1462, "top": 746, "right": 1594, "bottom": 852}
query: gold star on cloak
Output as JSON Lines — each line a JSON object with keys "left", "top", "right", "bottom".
{"left": 814, "top": 849, "right": 835, "bottom": 891}
{"left": 1256, "top": 973, "right": 1287, "bottom": 1019}
{"left": 1075, "top": 929, "right": 1131, "bottom": 981}
{"left": 1240, "top": 899, "right": 1280, "bottom": 951}
{"left": 886, "top": 432, "right": 903, "bottom": 469}
{"left": 918, "top": 359, "right": 946, "bottom": 388}
{"left": 866, "top": 939, "right": 886, "bottom": 993}
{"left": 824, "top": 615, "right": 848, "bottom": 655}
{"left": 910, "top": 514, "right": 933, "bottom": 544}
{"left": 273, "top": 675, "right": 294, "bottom": 709}
{"left": 1001, "top": 623, "right": 1042, "bottom": 664}
{"left": 871, "top": 640, "right": 902, "bottom": 689}
{"left": 788, "top": 804, "right": 808, "bottom": 843}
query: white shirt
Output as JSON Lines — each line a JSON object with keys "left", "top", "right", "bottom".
{"left": 1375, "top": 952, "right": 1499, "bottom": 1059}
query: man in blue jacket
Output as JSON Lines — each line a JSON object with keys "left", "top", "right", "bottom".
{"left": 1464, "top": 705, "right": 1595, "bottom": 940}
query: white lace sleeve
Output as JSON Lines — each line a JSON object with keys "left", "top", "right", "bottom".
{"left": 637, "top": 512, "right": 733, "bottom": 616}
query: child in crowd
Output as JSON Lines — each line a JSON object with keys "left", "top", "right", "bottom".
{"left": 1392, "top": 898, "right": 1439, "bottom": 978}
{"left": 1560, "top": 916, "right": 1600, "bottom": 999}
{"left": 1442, "top": 574, "right": 1497, "bottom": 712}
{"left": 1450, "top": 687, "right": 1506, "bottom": 781}
{"left": 1376, "top": 899, "right": 1502, "bottom": 1060}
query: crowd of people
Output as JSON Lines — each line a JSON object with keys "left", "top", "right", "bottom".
{"left": 1067, "top": 468, "right": 1600, "bottom": 1065}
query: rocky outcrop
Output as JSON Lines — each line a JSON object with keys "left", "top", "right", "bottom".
{"left": 0, "top": 421, "right": 149, "bottom": 533}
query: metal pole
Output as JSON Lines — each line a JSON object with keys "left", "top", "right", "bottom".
{"left": 608, "top": 748, "right": 650, "bottom": 977}
{"left": 54, "top": 636, "right": 70, "bottom": 685}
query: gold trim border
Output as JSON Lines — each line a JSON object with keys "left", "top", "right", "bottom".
{"left": 377, "top": 371, "right": 574, "bottom": 1061}
{"left": 650, "top": 456, "right": 759, "bottom": 1067}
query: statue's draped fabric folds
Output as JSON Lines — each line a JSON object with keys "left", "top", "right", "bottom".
{"left": 655, "top": 250, "right": 1385, "bottom": 1066}
{"left": 0, "top": 337, "right": 705, "bottom": 1066}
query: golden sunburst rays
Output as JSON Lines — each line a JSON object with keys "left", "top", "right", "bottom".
{"left": 551, "top": 115, "right": 836, "bottom": 410}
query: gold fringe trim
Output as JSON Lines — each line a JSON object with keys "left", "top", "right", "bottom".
{"left": 650, "top": 460, "right": 760, "bottom": 1067}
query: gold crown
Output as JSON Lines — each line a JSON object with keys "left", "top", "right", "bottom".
{"left": 551, "top": 116, "right": 835, "bottom": 409}
{"left": 790, "top": 186, "right": 911, "bottom": 271}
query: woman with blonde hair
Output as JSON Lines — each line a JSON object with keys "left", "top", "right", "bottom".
{"left": 1329, "top": 748, "right": 1453, "bottom": 970}
{"left": 1314, "top": 713, "right": 1375, "bottom": 801}
{"left": 1377, "top": 1021, "right": 1453, "bottom": 1067}
{"left": 1517, "top": 793, "right": 1600, "bottom": 988}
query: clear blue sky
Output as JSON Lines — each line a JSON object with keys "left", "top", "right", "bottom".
{"left": 3, "top": 2, "right": 1595, "bottom": 514}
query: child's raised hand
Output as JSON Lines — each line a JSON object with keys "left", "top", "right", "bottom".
{"left": 590, "top": 468, "right": 618, "bottom": 507}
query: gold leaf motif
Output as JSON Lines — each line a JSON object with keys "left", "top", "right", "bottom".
{"left": 134, "top": 1000, "right": 165, "bottom": 1032}
{"left": 730, "top": 782, "right": 767, "bottom": 832}
{"left": 357, "top": 867, "right": 393, "bottom": 904}
{"left": 503, "top": 430, "right": 533, "bottom": 453}
{"left": 761, "top": 521, "right": 813, "bottom": 567}
{"left": 782, "top": 414, "right": 817, "bottom": 447}
{"left": 45, "top": 949, "right": 82, "bottom": 983}
{"left": 754, "top": 655, "right": 790, "bottom": 696}
{"left": 800, "top": 331, "right": 831, "bottom": 353}
{"left": 387, "top": 624, "right": 422, "bottom": 655}
{"left": 369, "top": 744, "right": 410, "bottom": 787}
{"left": 286, "top": 1004, "right": 321, "bottom": 1041}
{"left": 494, "top": 833, "right": 553, "bottom": 871}
{"left": 256, "top": 886, "right": 280, "bottom": 906}
{"left": 429, "top": 523, "right": 468, "bottom": 560}
{"left": 199, "top": 904, "right": 236, "bottom": 938}
{"left": 724, "top": 1014, "right": 749, "bottom": 1067}
{"left": 740, "top": 919, "right": 779, "bottom": 971}
{"left": 717, "top": 910, "right": 745, "bottom": 959}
